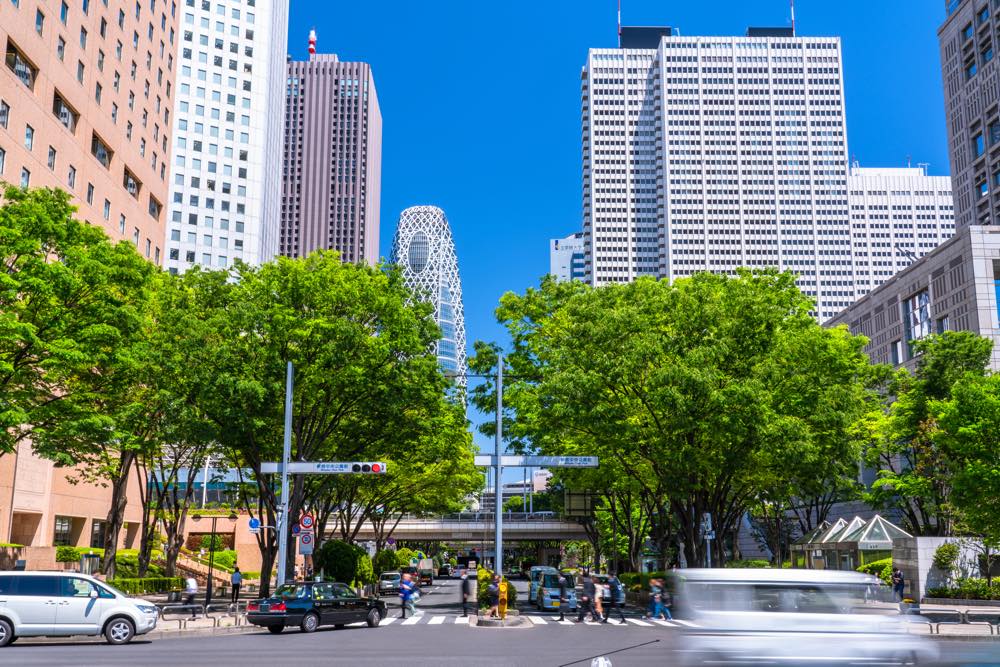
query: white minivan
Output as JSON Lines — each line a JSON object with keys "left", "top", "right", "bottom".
{"left": 0, "top": 571, "right": 159, "bottom": 646}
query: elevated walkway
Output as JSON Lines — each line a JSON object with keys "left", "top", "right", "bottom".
{"left": 338, "top": 513, "right": 588, "bottom": 542}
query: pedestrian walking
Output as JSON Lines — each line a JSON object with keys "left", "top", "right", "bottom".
{"left": 576, "top": 569, "right": 599, "bottom": 623}
{"left": 891, "top": 567, "right": 905, "bottom": 602}
{"left": 460, "top": 569, "right": 475, "bottom": 617}
{"left": 593, "top": 579, "right": 604, "bottom": 619}
{"left": 602, "top": 573, "right": 627, "bottom": 624}
{"left": 399, "top": 573, "right": 416, "bottom": 618}
{"left": 659, "top": 578, "right": 673, "bottom": 620}
{"left": 645, "top": 578, "right": 662, "bottom": 619}
{"left": 487, "top": 576, "right": 501, "bottom": 618}
{"left": 230, "top": 567, "right": 242, "bottom": 604}
{"left": 557, "top": 573, "right": 570, "bottom": 621}
{"left": 184, "top": 576, "right": 199, "bottom": 619}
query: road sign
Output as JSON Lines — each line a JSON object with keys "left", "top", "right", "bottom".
{"left": 291, "top": 523, "right": 301, "bottom": 535}
{"left": 387, "top": 538, "right": 396, "bottom": 546}
{"left": 300, "top": 514, "right": 315, "bottom": 531}
{"left": 704, "top": 530, "right": 716, "bottom": 540}
{"left": 299, "top": 531, "right": 314, "bottom": 555}
{"left": 473, "top": 455, "right": 599, "bottom": 468}
{"left": 248, "top": 517, "right": 261, "bottom": 530}
{"left": 260, "top": 461, "right": 389, "bottom": 474}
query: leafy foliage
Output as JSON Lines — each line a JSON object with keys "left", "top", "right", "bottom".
{"left": 315, "top": 540, "right": 375, "bottom": 586}
{"left": 926, "top": 578, "right": 1000, "bottom": 600}
{"left": 933, "top": 543, "right": 960, "bottom": 572}
{"left": 372, "top": 549, "right": 400, "bottom": 574}
{"left": 109, "top": 577, "right": 184, "bottom": 595}
{"left": 856, "top": 558, "right": 893, "bottom": 585}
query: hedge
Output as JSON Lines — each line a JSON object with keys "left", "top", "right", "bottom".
{"left": 724, "top": 559, "right": 772, "bottom": 569}
{"left": 109, "top": 576, "right": 184, "bottom": 596}
{"left": 927, "top": 578, "right": 1000, "bottom": 601}
{"left": 0, "top": 543, "right": 24, "bottom": 549}
{"left": 477, "top": 567, "right": 518, "bottom": 607}
{"left": 856, "top": 557, "right": 892, "bottom": 585}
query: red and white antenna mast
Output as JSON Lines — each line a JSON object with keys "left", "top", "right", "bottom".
{"left": 308, "top": 28, "right": 317, "bottom": 55}
{"left": 790, "top": 0, "right": 796, "bottom": 36}
{"left": 617, "top": 0, "right": 622, "bottom": 47}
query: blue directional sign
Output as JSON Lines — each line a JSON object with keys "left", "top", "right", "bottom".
{"left": 291, "top": 523, "right": 301, "bottom": 535}
{"left": 248, "top": 517, "right": 261, "bottom": 530}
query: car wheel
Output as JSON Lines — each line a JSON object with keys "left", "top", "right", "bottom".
{"left": 104, "top": 617, "right": 135, "bottom": 645}
{"left": 300, "top": 612, "right": 320, "bottom": 633}
{"left": 0, "top": 619, "right": 13, "bottom": 647}
{"left": 367, "top": 608, "right": 381, "bottom": 628}
{"left": 267, "top": 625, "right": 284, "bottom": 634}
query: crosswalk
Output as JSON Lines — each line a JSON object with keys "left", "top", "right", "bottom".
{"left": 370, "top": 613, "right": 688, "bottom": 629}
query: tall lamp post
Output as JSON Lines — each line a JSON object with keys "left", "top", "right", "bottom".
{"left": 191, "top": 512, "right": 238, "bottom": 607}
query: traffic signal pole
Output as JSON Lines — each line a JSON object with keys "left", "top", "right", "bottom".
{"left": 495, "top": 354, "right": 503, "bottom": 576}
{"left": 276, "top": 361, "right": 294, "bottom": 587}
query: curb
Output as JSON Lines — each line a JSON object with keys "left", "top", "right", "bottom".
{"left": 15, "top": 624, "right": 262, "bottom": 645}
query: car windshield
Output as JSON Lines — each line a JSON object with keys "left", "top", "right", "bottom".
{"left": 382, "top": 574, "right": 399, "bottom": 581}
{"left": 685, "top": 582, "right": 867, "bottom": 614}
{"left": 275, "top": 584, "right": 309, "bottom": 599}
{"left": 543, "top": 574, "right": 575, "bottom": 588}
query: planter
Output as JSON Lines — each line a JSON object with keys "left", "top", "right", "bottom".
{"left": 921, "top": 596, "right": 1000, "bottom": 607}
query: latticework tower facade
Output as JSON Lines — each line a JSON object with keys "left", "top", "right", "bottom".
{"left": 390, "top": 206, "right": 466, "bottom": 384}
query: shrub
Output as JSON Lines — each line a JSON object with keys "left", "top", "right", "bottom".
{"left": 109, "top": 576, "right": 183, "bottom": 596}
{"left": 933, "top": 543, "right": 960, "bottom": 572}
{"left": 448, "top": 557, "right": 458, "bottom": 567}
{"left": 373, "top": 549, "right": 399, "bottom": 575}
{"left": 241, "top": 571, "right": 261, "bottom": 581}
{"left": 857, "top": 558, "right": 893, "bottom": 585}
{"left": 474, "top": 568, "right": 518, "bottom": 608}
{"left": 211, "top": 550, "right": 238, "bottom": 571}
{"left": 355, "top": 552, "right": 375, "bottom": 586}
{"left": 199, "top": 534, "right": 224, "bottom": 552}
{"left": 315, "top": 540, "right": 375, "bottom": 586}
{"left": 395, "top": 548, "right": 416, "bottom": 567}
{"left": 56, "top": 546, "right": 81, "bottom": 562}
{"left": 925, "top": 578, "right": 1000, "bottom": 600}
{"left": 725, "top": 559, "right": 771, "bottom": 569}
{"left": 0, "top": 543, "right": 24, "bottom": 549}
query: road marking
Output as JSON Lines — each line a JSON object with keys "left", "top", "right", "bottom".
{"left": 527, "top": 616, "right": 547, "bottom": 625}
{"left": 671, "top": 619, "right": 698, "bottom": 627}
{"left": 626, "top": 618, "right": 653, "bottom": 627}
{"left": 651, "top": 619, "right": 675, "bottom": 627}
{"left": 401, "top": 615, "right": 422, "bottom": 625}
{"left": 454, "top": 616, "right": 468, "bottom": 624}
{"left": 428, "top": 615, "right": 445, "bottom": 625}
{"left": 557, "top": 620, "right": 574, "bottom": 626}
{"left": 381, "top": 617, "right": 397, "bottom": 625}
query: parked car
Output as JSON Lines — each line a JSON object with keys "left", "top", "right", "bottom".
{"left": 536, "top": 572, "right": 577, "bottom": 611}
{"left": 378, "top": 572, "right": 401, "bottom": 596}
{"left": 247, "top": 581, "right": 387, "bottom": 633}
{"left": 669, "top": 568, "right": 939, "bottom": 666}
{"left": 528, "top": 566, "right": 558, "bottom": 603}
{"left": 0, "top": 571, "right": 159, "bottom": 647}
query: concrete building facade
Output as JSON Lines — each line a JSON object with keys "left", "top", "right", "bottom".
{"left": 0, "top": 0, "right": 178, "bottom": 259}
{"left": 281, "top": 49, "right": 382, "bottom": 265}
{"left": 938, "top": 0, "right": 1000, "bottom": 229}
{"left": 828, "top": 224, "right": 1000, "bottom": 372}
{"left": 549, "top": 231, "right": 586, "bottom": 281}
{"left": 163, "top": 0, "right": 289, "bottom": 273}
{"left": 848, "top": 166, "right": 955, "bottom": 297}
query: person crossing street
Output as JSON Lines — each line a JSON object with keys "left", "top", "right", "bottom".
{"left": 602, "top": 573, "right": 627, "bottom": 624}
{"left": 460, "top": 569, "right": 475, "bottom": 617}
{"left": 576, "top": 569, "right": 600, "bottom": 623}
{"left": 557, "top": 573, "right": 570, "bottom": 622}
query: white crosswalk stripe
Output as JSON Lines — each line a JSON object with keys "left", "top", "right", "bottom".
{"left": 380, "top": 616, "right": 397, "bottom": 625}
{"left": 626, "top": 618, "right": 653, "bottom": 627}
{"left": 401, "top": 615, "right": 422, "bottom": 625}
{"left": 557, "top": 620, "right": 574, "bottom": 625}
{"left": 427, "top": 615, "right": 446, "bottom": 625}
{"left": 373, "top": 614, "right": 678, "bottom": 628}
{"left": 651, "top": 619, "right": 675, "bottom": 627}
{"left": 527, "top": 616, "right": 547, "bottom": 625}
{"left": 454, "top": 616, "right": 468, "bottom": 624}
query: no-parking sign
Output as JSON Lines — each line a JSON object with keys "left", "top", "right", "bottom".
{"left": 299, "top": 531, "right": 314, "bottom": 555}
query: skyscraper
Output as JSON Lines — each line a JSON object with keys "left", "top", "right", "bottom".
{"left": 281, "top": 37, "right": 382, "bottom": 265}
{"left": 583, "top": 27, "right": 855, "bottom": 320}
{"left": 550, "top": 232, "right": 586, "bottom": 281}
{"left": 938, "top": 0, "right": 998, "bottom": 229}
{"left": 0, "top": 0, "right": 178, "bottom": 259}
{"left": 390, "top": 206, "right": 466, "bottom": 382}
{"left": 163, "top": 0, "right": 289, "bottom": 274}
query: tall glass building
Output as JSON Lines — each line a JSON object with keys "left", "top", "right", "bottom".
{"left": 390, "top": 206, "right": 466, "bottom": 384}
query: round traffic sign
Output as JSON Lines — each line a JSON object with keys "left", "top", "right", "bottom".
{"left": 300, "top": 532, "right": 313, "bottom": 546}
{"left": 291, "top": 523, "right": 301, "bottom": 535}
{"left": 300, "top": 514, "right": 315, "bottom": 530}
{"left": 248, "top": 517, "right": 261, "bottom": 530}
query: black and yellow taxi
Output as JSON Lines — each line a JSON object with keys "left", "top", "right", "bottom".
{"left": 247, "top": 581, "right": 388, "bottom": 634}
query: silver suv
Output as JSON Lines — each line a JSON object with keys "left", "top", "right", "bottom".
{"left": 0, "top": 571, "right": 159, "bottom": 646}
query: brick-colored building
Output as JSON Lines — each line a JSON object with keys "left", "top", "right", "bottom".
{"left": 0, "top": 0, "right": 177, "bottom": 257}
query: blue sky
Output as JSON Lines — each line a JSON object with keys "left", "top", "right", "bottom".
{"left": 288, "top": 0, "right": 951, "bottom": 457}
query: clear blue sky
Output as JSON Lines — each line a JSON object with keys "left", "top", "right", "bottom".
{"left": 288, "top": 0, "right": 951, "bottom": 456}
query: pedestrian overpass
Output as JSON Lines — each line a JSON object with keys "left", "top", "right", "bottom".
{"left": 333, "top": 513, "right": 589, "bottom": 542}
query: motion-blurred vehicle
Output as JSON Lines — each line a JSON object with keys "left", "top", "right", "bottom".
{"left": 247, "top": 581, "right": 387, "bottom": 633}
{"left": 438, "top": 564, "right": 453, "bottom": 577}
{"left": 536, "top": 572, "right": 577, "bottom": 611}
{"left": 528, "top": 566, "right": 558, "bottom": 602}
{"left": 417, "top": 559, "right": 435, "bottom": 585}
{"left": 378, "top": 571, "right": 401, "bottom": 595}
{"left": 670, "top": 569, "right": 939, "bottom": 666}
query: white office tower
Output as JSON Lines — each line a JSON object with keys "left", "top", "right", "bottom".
{"left": 550, "top": 232, "right": 586, "bottom": 281}
{"left": 164, "top": 0, "right": 290, "bottom": 273}
{"left": 390, "top": 206, "right": 467, "bottom": 385}
{"left": 583, "top": 27, "right": 857, "bottom": 321}
{"left": 848, "top": 166, "right": 955, "bottom": 297}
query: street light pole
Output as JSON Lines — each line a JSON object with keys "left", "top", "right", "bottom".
{"left": 276, "top": 361, "right": 294, "bottom": 586}
{"left": 494, "top": 354, "right": 503, "bottom": 576}
{"left": 192, "top": 512, "right": 237, "bottom": 608}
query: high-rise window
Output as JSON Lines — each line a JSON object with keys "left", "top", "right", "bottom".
{"left": 35, "top": 9, "right": 44, "bottom": 35}
{"left": 54, "top": 516, "right": 73, "bottom": 546}
{"left": 24, "top": 124, "right": 33, "bottom": 150}
{"left": 0, "top": 100, "right": 8, "bottom": 128}
{"left": 19, "top": 168, "right": 29, "bottom": 188}
{"left": 89, "top": 520, "right": 106, "bottom": 549}
{"left": 903, "top": 289, "right": 931, "bottom": 356}
{"left": 47, "top": 146, "right": 56, "bottom": 169}
{"left": 974, "top": 133, "right": 986, "bottom": 158}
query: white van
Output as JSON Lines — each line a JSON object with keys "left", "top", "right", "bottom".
{"left": 0, "top": 571, "right": 159, "bottom": 646}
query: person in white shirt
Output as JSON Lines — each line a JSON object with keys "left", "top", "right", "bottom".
{"left": 185, "top": 576, "right": 199, "bottom": 619}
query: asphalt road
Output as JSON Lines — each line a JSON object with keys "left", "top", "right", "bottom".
{"left": 5, "top": 578, "right": 1000, "bottom": 667}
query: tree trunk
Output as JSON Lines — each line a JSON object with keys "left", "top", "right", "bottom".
{"left": 102, "top": 451, "right": 136, "bottom": 578}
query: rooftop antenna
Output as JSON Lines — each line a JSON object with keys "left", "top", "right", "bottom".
{"left": 906, "top": 154, "right": 912, "bottom": 168}
{"left": 617, "top": 0, "right": 622, "bottom": 47}
{"left": 917, "top": 161, "right": 930, "bottom": 175}
{"left": 790, "top": 0, "right": 796, "bottom": 36}
{"left": 308, "top": 28, "right": 317, "bottom": 55}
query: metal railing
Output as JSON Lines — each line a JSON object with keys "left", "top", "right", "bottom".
{"left": 398, "top": 512, "right": 570, "bottom": 523}
{"left": 159, "top": 601, "right": 249, "bottom": 630}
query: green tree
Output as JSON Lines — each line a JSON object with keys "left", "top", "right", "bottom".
{"left": 372, "top": 549, "right": 400, "bottom": 574}
{"left": 863, "top": 332, "right": 993, "bottom": 535}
